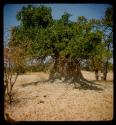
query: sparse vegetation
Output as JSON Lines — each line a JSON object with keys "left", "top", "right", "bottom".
{"left": 4, "top": 4, "right": 113, "bottom": 121}
{"left": 4, "top": 47, "right": 26, "bottom": 103}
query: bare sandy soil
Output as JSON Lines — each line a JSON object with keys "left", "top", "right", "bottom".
{"left": 4, "top": 70, "right": 113, "bottom": 121}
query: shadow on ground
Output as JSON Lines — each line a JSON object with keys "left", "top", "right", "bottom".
{"left": 91, "top": 80, "right": 113, "bottom": 83}
{"left": 74, "top": 79, "right": 104, "bottom": 91}
{"left": 20, "top": 80, "right": 48, "bottom": 87}
{"left": 20, "top": 78, "right": 103, "bottom": 91}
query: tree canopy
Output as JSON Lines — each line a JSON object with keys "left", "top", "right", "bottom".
{"left": 8, "top": 5, "right": 113, "bottom": 82}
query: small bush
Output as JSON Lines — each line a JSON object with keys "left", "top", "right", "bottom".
{"left": 25, "top": 64, "right": 49, "bottom": 72}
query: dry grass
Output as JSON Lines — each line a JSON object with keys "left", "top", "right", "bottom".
{"left": 4, "top": 71, "right": 113, "bottom": 121}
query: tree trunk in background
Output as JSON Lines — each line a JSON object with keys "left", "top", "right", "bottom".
{"left": 103, "top": 43, "right": 110, "bottom": 81}
{"left": 49, "top": 55, "right": 60, "bottom": 81}
{"left": 95, "top": 69, "right": 99, "bottom": 80}
{"left": 103, "top": 58, "right": 108, "bottom": 81}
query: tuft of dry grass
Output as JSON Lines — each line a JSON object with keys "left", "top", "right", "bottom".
{"left": 4, "top": 71, "right": 113, "bottom": 121}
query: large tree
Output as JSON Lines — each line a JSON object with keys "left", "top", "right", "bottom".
{"left": 8, "top": 5, "right": 108, "bottom": 87}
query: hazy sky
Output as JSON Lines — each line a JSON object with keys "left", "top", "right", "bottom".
{"left": 4, "top": 4, "right": 112, "bottom": 45}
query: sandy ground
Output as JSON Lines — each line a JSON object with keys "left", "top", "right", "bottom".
{"left": 4, "top": 70, "right": 113, "bottom": 121}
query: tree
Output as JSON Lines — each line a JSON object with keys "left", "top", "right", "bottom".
{"left": 4, "top": 47, "right": 25, "bottom": 104}
{"left": 8, "top": 5, "right": 110, "bottom": 88}
{"left": 84, "top": 15, "right": 113, "bottom": 81}
{"left": 101, "top": 6, "right": 113, "bottom": 80}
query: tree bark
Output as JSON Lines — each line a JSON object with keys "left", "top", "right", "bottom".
{"left": 95, "top": 69, "right": 99, "bottom": 80}
{"left": 49, "top": 54, "right": 60, "bottom": 81}
{"left": 103, "top": 42, "right": 110, "bottom": 81}
{"left": 49, "top": 58, "right": 84, "bottom": 84}
{"left": 103, "top": 58, "right": 108, "bottom": 81}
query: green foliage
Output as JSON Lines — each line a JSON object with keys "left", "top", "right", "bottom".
{"left": 102, "top": 7, "right": 113, "bottom": 27}
{"left": 8, "top": 5, "right": 113, "bottom": 78}
{"left": 108, "top": 62, "right": 113, "bottom": 71}
{"left": 61, "top": 12, "right": 72, "bottom": 25}
{"left": 16, "top": 5, "right": 53, "bottom": 28}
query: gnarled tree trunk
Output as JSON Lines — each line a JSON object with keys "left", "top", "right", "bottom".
{"left": 49, "top": 57, "right": 85, "bottom": 86}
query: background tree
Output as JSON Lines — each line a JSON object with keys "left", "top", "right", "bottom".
{"left": 101, "top": 6, "right": 113, "bottom": 80}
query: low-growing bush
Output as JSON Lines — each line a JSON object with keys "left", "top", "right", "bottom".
{"left": 25, "top": 64, "right": 49, "bottom": 72}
